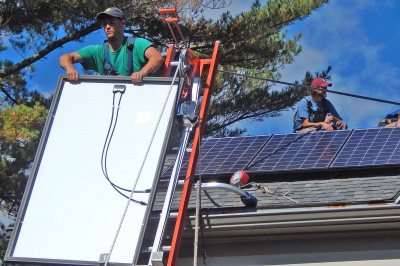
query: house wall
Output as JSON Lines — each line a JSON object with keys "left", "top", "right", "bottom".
{"left": 177, "top": 230, "right": 400, "bottom": 266}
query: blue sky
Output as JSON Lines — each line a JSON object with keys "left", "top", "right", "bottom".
{"left": 2, "top": 0, "right": 400, "bottom": 134}
{"left": 238, "top": 0, "right": 400, "bottom": 135}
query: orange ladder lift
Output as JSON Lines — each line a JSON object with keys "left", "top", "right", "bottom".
{"left": 149, "top": 8, "right": 221, "bottom": 266}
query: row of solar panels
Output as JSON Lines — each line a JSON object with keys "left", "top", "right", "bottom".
{"left": 162, "top": 127, "right": 400, "bottom": 177}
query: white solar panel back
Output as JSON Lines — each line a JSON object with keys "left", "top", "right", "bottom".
{"left": 6, "top": 76, "right": 179, "bottom": 265}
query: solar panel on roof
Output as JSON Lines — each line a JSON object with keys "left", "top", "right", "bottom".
{"left": 248, "top": 130, "right": 351, "bottom": 172}
{"left": 164, "top": 127, "right": 400, "bottom": 178}
{"left": 331, "top": 127, "right": 400, "bottom": 168}
{"left": 162, "top": 135, "right": 271, "bottom": 177}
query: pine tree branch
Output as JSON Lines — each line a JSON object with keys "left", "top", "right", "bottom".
{"left": 0, "top": 83, "right": 17, "bottom": 104}
{"left": 0, "top": 22, "right": 99, "bottom": 79}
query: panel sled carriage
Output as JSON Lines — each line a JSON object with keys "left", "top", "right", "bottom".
{"left": 5, "top": 75, "right": 181, "bottom": 265}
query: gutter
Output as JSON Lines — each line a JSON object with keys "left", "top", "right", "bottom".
{"left": 171, "top": 203, "right": 400, "bottom": 238}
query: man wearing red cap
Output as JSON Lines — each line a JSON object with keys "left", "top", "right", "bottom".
{"left": 59, "top": 7, "right": 163, "bottom": 83}
{"left": 293, "top": 77, "right": 348, "bottom": 133}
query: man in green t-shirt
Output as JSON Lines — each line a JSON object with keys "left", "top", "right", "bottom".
{"left": 59, "top": 7, "right": 163, "bottom": 83}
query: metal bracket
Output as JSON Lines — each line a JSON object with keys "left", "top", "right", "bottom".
{"left": 112, "top": 84, "right": 126, "bottom": 94}
{"left": 98, "top": 253, "right": 109, "bottom": 265}
{"left": 150, "top": 251, "right": 165, "bottom": 266}
{"left": 182, "top": 114, "right": 199, "bottom": 128}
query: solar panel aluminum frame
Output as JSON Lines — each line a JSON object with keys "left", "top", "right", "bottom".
{"left": 5, "top": 75, "right": 180, "bottom": 265}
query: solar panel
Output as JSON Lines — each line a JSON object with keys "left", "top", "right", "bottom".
{"left": 7, "top": 76, "right": 179, "bottom": 265}
{"left": 248, "top": 130, "right": 351, "bottom": 172}
{"left": 197, "top": 135, "right": 272, "bottom": 175}
{"left": 163, "top": 128, "right": 400, "bottom": 178}
{"left": 331, "top": 127, "right": 400, "bottom": 168}
{"left": 162, "top": 135, "right": 271, "bottom": 177}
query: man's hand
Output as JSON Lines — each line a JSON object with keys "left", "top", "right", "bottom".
{"left": 130, "top": 47, "right": 163, "bottom": 84}
{"left": 319, "top": 122, "right": 333, "bottom": 131}
{"left": 60, "top": 52, "right": 82, "bottom": 81}
{"left": 66, "top": 66, "right": 79, "bottom": 81}
{"left": 324, "top": 115, "right": 334, "bottom": 123}
{"left": 131, "top": 71, "right": 144, "bottom": 83}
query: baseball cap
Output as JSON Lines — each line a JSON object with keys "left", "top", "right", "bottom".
{"left": 311, "top": 77, "right": 332, "bottom": 88}
{"left": 96, "top": 7, "right": 125, "bottom": 20}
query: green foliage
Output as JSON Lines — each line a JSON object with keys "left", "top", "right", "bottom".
{"left": 0, "top": 103, "right": 48, "bottom": 216}
{"left": 0, "top": 59, "right": 51, "bottom": 106}
{"left": 207, "top": 68, "right": 309, "bottom": 136}
{"left": 0, "top": 222, "right": 6, "bottom": 262}
{"left": 1, "top": 60, "right": 28, "bottom": 104}
{"left": 0, "top": 103, "right": 47, "bottom": 142}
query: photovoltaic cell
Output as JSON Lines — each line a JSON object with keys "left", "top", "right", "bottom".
{"left": 162, "top": 135, "right": 271, "bottom": 177}
{"left": 248, "top": 130, "right": 351, "bottom": 172}
{"left": 331, "top": 127, "right": 400, "bottom": 168}
{"left": 197, "top": 135, "right": 272, "bottom": 175}
{"left": 163, "top": 128, "right": 400, "bottom": 178}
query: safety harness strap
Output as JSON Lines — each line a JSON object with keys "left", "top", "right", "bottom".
{"left": 103, "top": 36, "right": 135, "bottom": 75}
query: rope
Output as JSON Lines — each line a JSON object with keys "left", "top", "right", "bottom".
{"left": 194, "top": 128, "right": 207, "bottom": 265}
{"left": 104, "top": 60, "right": 182, "bottom": 266}
{"left": 242, "top": 182, "right": 299, "bottom": 204}
{"left": 194, "top": 128, "right": 202, "bottom": 266}
{"left": 218, "top": 69, "right": 400, "bottom": 106}
{"left": 194, "top": 178, "right": 201, "bottom": 266}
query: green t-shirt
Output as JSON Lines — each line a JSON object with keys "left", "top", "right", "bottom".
{"left": 77, "top": 37, "right": 153, "bottom": 75}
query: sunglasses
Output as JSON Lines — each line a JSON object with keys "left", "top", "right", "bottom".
{"left": 100, "top": 20, "right": 121, "bottom": 28}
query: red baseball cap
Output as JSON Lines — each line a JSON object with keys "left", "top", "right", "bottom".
{"left": 311, "top": 78, "right": 332, "bottom": 88}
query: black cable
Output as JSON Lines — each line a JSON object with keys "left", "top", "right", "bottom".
{"left": 101, "top": 93, "right": 117, "bottom": 185}
{"left": 218, "top": 69, "right": 400, "bottom": 106}
{"left": 203, "top": 190, "right": 221, "bottom": 208}
{"left": 100, "top": 90, "right": 149, "bottom": 205}
{"left": 103, "top": 93, "right": 131, "bottom": 192}
{"left": 109, "top": 181, "right": 147, "bottom": 206}
{"left": 242, "top": 135, "right": 273, "bottom": 171}
{"left": 102, "top": 92, "right": 129, "bottom": 191}
{"left": 105, "top": 93, "right": 150, "bottom": 192}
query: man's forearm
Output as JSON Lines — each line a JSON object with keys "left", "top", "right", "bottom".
{"left": 302, "top": 119, "right": 332, "bottom": 129}
{"left": 59, "top": 52, "right": 81, "bottom": 81}
{"left": 326, "top": 116, "right": 342, "bottom": 123}
{"left": 302, "top": 119, "right": 320, "bottom": 128}
{"left": 59, "top": 54, "right": 74, "bottom": 70}
{"left": 139, "top": 56, "right": 164, "bottom": 76}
